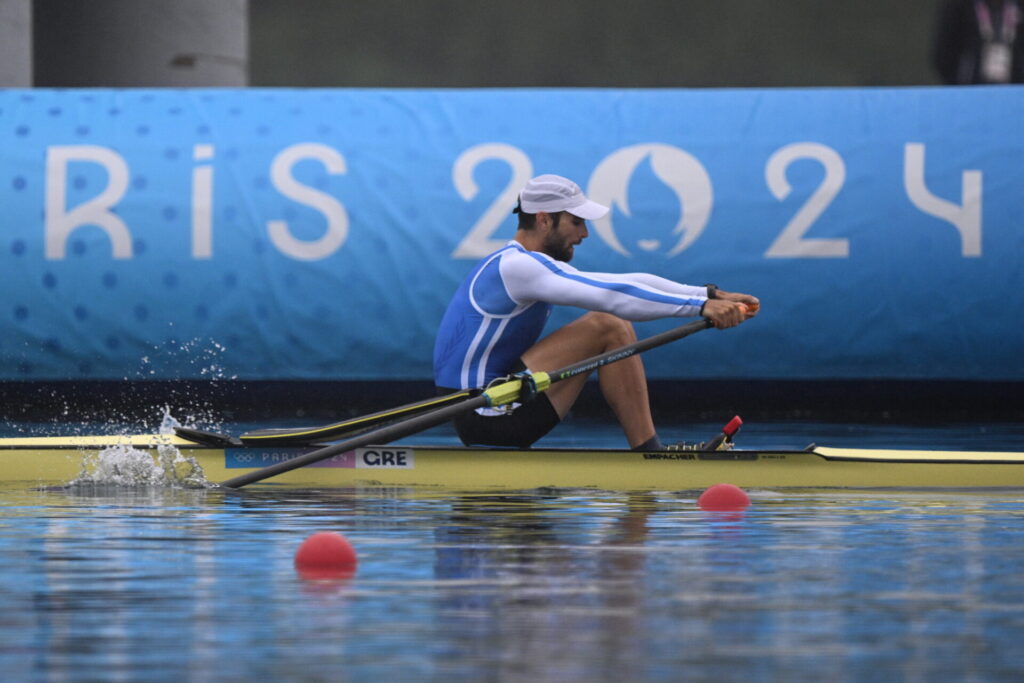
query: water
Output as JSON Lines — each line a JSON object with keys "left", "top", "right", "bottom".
{"left": 1, "top": 418, "right": 1023, "bottom": 680}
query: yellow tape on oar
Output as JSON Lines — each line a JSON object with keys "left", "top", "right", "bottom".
{"left": 481, "top": 372, "right": 552, "bottom": 408}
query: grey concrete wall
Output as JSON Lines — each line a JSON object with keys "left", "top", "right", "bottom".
{"left": 33, "top": 0, "right": 248, "bottom": 86}
{"left": 249, "top": 0, "right": 944, "bottom": 87}
{"left": 23, "top": 1, "right": 946, "bottom": 89}
{"left": 0, "top": 0, "right": 32, "bottom": 86}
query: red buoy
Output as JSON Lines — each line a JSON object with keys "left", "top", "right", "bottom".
{"left": 295, "top": 531, "right": 358, "bottom": 580}
{"left": 698, "top": 483, "right": 751, "bottom": 511}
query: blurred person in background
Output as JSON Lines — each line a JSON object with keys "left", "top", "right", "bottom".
{"left": 933, "top": 0, "right": 1023, "bottom": 83}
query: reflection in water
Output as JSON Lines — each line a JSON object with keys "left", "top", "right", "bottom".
{"left": 1, "top": 485, "right": 1024, "bottom": 679}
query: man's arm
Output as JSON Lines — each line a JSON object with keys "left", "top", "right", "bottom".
{"left": 501, "top": 250, "right": 760, "bottom": 328}
{"left": 501, "top": 251, "right": 706, "bottom": 320}
{"left": 618, "top": 273, "right": 760, "bottom": 320}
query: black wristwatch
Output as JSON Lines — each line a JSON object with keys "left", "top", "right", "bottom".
{"left": 705, "top": 284, "right": 718, "bottom": 300}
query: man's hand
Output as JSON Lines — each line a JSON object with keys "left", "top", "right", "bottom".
{"left": 716, "top": 290, "right": 760, "bottom": 317}
{"left": 702, "top": 299, "right": 748, "bottom": 328}
{"left": 703, "top": 290, "right": 760, "bottom": 328}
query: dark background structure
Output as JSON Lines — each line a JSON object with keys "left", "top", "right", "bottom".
{"left": 248, "top": 0, "right": 941, "bottom": 88}
{"left": 6, "top": 0, "right": 945, "bottom": 88}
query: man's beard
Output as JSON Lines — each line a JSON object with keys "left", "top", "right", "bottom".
{"left": 541, "top": 227, "right": 573, "bottom": 262}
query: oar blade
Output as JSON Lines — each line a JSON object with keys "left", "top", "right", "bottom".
{"left": 238, "top": 390, "right": 474, "bottom": 445}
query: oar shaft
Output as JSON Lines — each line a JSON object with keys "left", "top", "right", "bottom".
{"left": 219, "top": 394, "right": 490, "bottom": 488}
{"left": 552, "top": 319, "right": 711, "bottom": 381}
{"left": 219, "top": 317, "right": 712, "bottom": 488}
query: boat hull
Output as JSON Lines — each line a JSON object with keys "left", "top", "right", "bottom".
{"left": 3, "top": 434, "right": 1024, "bottom": 489}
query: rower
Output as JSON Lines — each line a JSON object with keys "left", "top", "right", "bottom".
{"left": 432, "top": 174, "right": 759, "bottom": 451}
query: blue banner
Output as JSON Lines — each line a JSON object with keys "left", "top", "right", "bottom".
{"left": 1, "top": 88, "right": 1021, "bottom": 381}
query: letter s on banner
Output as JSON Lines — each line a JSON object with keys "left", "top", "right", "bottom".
{"left": 45, "top": 145, "right": 132, "bottom": 260}
{"left": 267, "top": 143, "right": 349, "bottom": 261}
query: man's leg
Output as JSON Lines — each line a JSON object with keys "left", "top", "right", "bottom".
{"left": 521, "top": 312, "right": 657, "bottom": 448}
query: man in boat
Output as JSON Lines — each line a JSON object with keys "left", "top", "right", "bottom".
{"left": 433, "top": 174, "right": 758, "bottom": 451}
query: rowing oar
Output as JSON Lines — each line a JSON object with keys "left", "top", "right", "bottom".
{"left": 218, "top": 318, "right": 713, "bottom": 489}
{"left": 237, "top": 389, "right": 474, "bottom": 445}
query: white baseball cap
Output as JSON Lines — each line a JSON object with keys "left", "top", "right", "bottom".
{"left": 516, "top": 174, "right": 609, "bottom": 220}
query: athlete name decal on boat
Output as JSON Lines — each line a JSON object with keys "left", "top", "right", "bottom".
{"left": 356, "top": 448, "right": 415, "bottom": 469}
{"left": 224, "top": 447, "right": 416, "bottom": 469}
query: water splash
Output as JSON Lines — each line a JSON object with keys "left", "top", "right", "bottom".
{"left": 67, "top": 408, "right": 213, "bottom": 488}
{"left": 141, "top": 336, "right": 238, "bottom": 382}
{"left": 159, "top": 406, "right": 182, "bottom": 436}
{"left": 69, "top": 440, "right": 212, "bottom": 488}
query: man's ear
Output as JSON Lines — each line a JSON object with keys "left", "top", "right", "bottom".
{"left": 536, "top": 212, "right": 552, "bottom": 231}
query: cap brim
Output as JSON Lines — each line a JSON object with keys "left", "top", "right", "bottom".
{"left": 566, "top": 199, "right": 609, "bottom": 220}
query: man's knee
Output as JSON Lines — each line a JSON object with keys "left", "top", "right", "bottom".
{"left": 580, "top": 312, "right": 637, "bottom": 345}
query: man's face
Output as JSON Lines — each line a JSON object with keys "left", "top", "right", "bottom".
{"left": 540, "top": 212, "right": 588, "bottom": 262}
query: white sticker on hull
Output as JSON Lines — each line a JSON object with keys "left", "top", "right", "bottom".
{"left": 355, "top": 447, "right": 415, "bottom": 469}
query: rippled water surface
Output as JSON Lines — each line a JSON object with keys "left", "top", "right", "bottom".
{"left": 2, "top": 420, "right": 1024, "bottom": 680}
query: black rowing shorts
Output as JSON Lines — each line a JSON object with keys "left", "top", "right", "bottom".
{"left": 437, "top": 364, "right": 561, "bottom": 449}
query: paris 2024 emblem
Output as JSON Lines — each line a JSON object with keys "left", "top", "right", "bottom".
{"left": 587, "top": 143, "right": 713, "bottom": 258}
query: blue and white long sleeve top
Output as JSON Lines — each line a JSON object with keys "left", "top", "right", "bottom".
{"left": 433, "top": 241, "right": 708, "bottom": 390}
